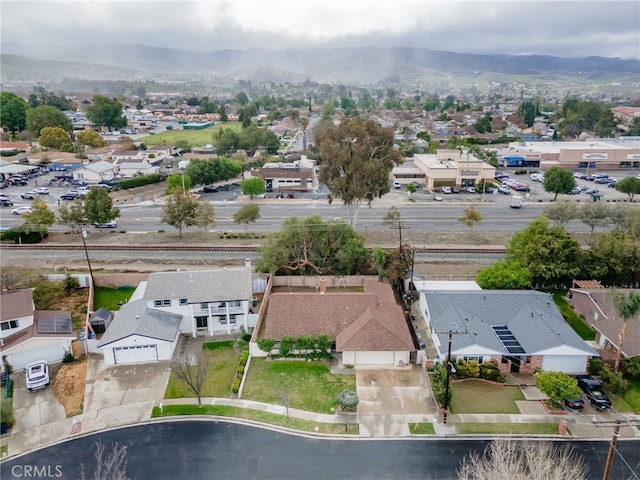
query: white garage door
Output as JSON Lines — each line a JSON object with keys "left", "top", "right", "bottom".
{"left": 9, "top": 343, "right": 67, "bottom": 370}
{"left": 113, "top": 345, "right": 158, "bottom": 364}
{"left": 542, "top": 355, "right": 587, "bottom": 374}
{"left": 354, "top": 351, "right": 395, "bottom": 365}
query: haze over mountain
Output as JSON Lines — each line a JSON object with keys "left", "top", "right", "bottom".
{"left": 2, "top": 44, "right": 639, "bottom": 86}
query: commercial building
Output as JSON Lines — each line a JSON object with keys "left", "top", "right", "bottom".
{"left": 411, "top": 149, "right": 496, "bottom": 190}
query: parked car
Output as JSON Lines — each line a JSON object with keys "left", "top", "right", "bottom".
{"left": 9, "top": 178, "right": 28, "bottom": 186}
{"left": 0, "top": 193, "right": 11, "bottom": 202}
{"left": 608, "top": 181, "right": 617, "bottom": 188}
{"left": 12, "top": 206, "right": 32, "bottom": 215}
{"left": 0, "top": 199, "right": 14, "bottom": 207}
{"left": 564, "top": 397, "right": 585, "bottom": 410}
{"left": 202, "top": 185, "right": 220, "bottom": 193}
{"left": 514, "top": 185, "right": 531, "bottom": 192}
{"left": 576, "top": 375, "right": 612, "bottom": 410}
{"left": 573, "top": 172, "right": 588, "bottom": 179}
{"left": 465, "top": 186, "right": 476, "bottom": 193}
{"left": 441, "top": 186, "right": 452, "bottom": 194}
{"left": 256, "top": 193, "right": 266, "bottom": 199}
{"left": 498, "top": 185, "right": 512, "bottom": 194}
{"left": 60, "top": 192, "right": 79, "bottom": 200}
{"left": 568, "top": 187, "right": 582, "bottom": 195}
{"left": 585, "top": 188, "right": 600, "bottom": 195}
{"left": 94, "top": 220, "right": 118, "bottom": 228}
{"left": 451, "top": 186, "right": 460, "bottom": 193}
{"left": 21, "top": 191, "right": 36, "bottom": 200}
{"left": 594, "top": 177, "right": 612, "bottom": 184}
{"left": 34, "top": 187, "right": 50, "bottom": 195}
{"left": 0, "top": 181, "right": 8, "bottom": 189}
{"left": 392, "top": 181, "right": 402, "bottom": 189}
{"left": 25, "top": 361, "right": 50, "bottom": 391}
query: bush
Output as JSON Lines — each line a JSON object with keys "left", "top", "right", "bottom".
{"left": 231, "top": 377, "right": 241, "bottom": 394}
{"left": 296, "top": 335, "right": 315, "bottom": 352}
{"left": 279, "top": 336, "right": 294, "bottom": 357}
{"left": 118, "top": 173, "right": 162, "bottom": 190}
{"left": 479, "top": 361, "right": 504, "bottom": 383}
{"left": 241, "top": 331, "right": 252, "bottom": 343}
{"left": 431, "top": 362, "right": 451, "bottom": 406}
{"left": 316, "top": 335, "right": 331, "bottom": 357}
{"left": 0, "top": 397, "right": 14, "bottom": 427}
{"left": 63, "top": 274, "right": 80, "bottom": 293}
{"left": 0, "top": 229, "right": 48, "bottom": 244}
{"left": 257, "top": 338, "right": 276, "bottom": 353}
{"left": 62, "top": 351, "right": 74, "bottom": 363}
{"left": 600, "top": 364, "right": 629, "bottom": 394}
{"left": 514, "top": 169, "right": 528, "bottom": 175}
{"left": 239, "top": 350, "right": 249, "bottom": 366}
{"left": 588, "top": 358, "right": 602, "bottom": 375}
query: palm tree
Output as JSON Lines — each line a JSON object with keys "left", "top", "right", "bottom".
{"left": 608, "top": 290, "right": 640, "bottom": 372}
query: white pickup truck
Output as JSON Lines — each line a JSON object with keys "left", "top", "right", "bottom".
{"left": 510, "top": 194, "right": 523, "bottom": 208}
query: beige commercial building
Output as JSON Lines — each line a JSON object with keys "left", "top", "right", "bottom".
{"left": 412, "top": 150, "right": 496, "bottom": 190}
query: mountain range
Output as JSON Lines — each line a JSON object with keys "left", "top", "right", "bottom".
{"left": 2, "top": 43, "right": 639, "bottom": 85}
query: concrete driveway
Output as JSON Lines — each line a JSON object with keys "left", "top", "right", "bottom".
{"left": 355, "top": 365, "right": 434, "bottom": 437}
{"left": 79, "top": 354, "right": 172, "bottom": 432}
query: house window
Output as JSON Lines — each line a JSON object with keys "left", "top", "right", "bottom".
{"left": 229, "top": 315, "right": 237, "bottom": 324}
{"left": 501, "top": 357, "right": 508, "bottom": 364}
{"left": 195, "top": 316, "right": 208, "bottom": 328}
{"left": 1, "top": 320, "right": 19, "bottom": 331}
{"left": 460, "top": 355, "right": 484, "bottom": 365}
{"left": 200, "top": 303, "right": 208, "bottom": 310}
{"left": 154, "top": 300, "right": 163, "bottom": 307}
{"left": 163, "top": 299, "right": 171, "bottom": 306}
{"left": 229, "top": 300, "right": 241, "bottom": 308}
{"left": 179, "top": 298, "right": 188, "bottom": 306}
{"left": 218, "top": 302, "right": 226, "bottom": 308}
{"left": 218, "top": 315, "right": 228, "bottom": 325}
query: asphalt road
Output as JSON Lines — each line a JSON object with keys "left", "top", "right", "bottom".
{"left": 1, "top": 421, "right": 639, "bottom": 480}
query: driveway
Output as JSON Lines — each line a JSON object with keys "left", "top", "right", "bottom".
{"left": 355, "top": 366, "right": 433, "bottom": 437}
{"left": 79, "top": 354, "right": 172, "bottom": 432}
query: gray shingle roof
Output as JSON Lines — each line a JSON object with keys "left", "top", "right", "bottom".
{"left": 143, "top": 269, "right": 252, "bottom": 304}
{"left": 97, "top": 300, "right": 182, "bottom": 347}
{"left": 423, "top": 290, "right": 595, "bottom": 355}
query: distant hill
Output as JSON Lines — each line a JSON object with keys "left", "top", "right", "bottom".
{"left": 2, "top": 44, "right": 639, "bottom": 84}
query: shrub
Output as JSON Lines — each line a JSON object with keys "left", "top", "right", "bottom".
{"left": 514, "top": 169, "right": 528, "bottom": 175}
{"left": 239, "top": 350, "right": 249, "bottom": 366}
{"left": 62, "top": 351, "right": 74, "bottom": 363}
{"left": 0, "top": 229, "right": 48, "bottom": 244}
{"left": 316, "top": 335, "right": 331, "bottom": 357}
{"left": 479, "top": 361, "right": 504, "bottom": 383}
{"left": 63, "top": 274, "right": 80, "bottom": 293}
{"left": 296, "top": 335, "right": 315, "bottom": 352}
{"left": 237, "top": 365, "right": 244, "bottom": 375}
{"left": 257, "top": 338, "right": 276, "bottom": 353}
{"left": 600, "top": 364, "right": 629, "bottom": 394}
{"left": 588, "top": 358, "right": 602, "bottom": 375}
{"left": 234, "top": 338, "right": 247, "bottom": 352}
{"left": 431, "top": 362, "right": 451, "bottom": 406}
{"left": 279, "top": 336, "right": 294, "bottom": 357}
{"left": 118, "top": 173, "right": 162, "bottom": 190}
{"left": 241, "top": 331, "right": 252, "bottom": 343}
{"left": 231, "top": 377, "right": 241, "bottom": 394}
{"left": 0, "top": 397, "right": 14, "bottom": 427}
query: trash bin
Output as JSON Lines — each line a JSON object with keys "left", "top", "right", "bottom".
{"left": 591, "top": 193, "right": 603, "bottom": 202}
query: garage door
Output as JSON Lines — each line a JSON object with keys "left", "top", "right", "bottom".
{"left": 113, "top": 345, "right": 158, "bottom": 364}
{"left": 354, "top": 351, "right": 395, "bottom": 365}
{"left": 9, "top": 343, "right": 67, "bottom": 370}
{"left": 542, "top": 355, "right": 587, "bottom": 374}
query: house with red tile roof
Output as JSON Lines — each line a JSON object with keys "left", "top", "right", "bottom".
{"left": 255, "top": 277, "right": 415, "bottom": 366}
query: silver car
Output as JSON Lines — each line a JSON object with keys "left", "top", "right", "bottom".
{"left": 25, "top": 361, "right": 50, "bottom": 391}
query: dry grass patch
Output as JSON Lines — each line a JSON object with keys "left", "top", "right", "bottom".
{"left": 52, "top": 357, "right": 87, "bottom": 417}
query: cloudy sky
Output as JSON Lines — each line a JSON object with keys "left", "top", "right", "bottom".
{"left": 2, "top": 0, "right": 639, "bottom": 59}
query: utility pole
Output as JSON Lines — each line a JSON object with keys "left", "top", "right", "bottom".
{"left": 443, "top": 330, "right": 453, "bottom": 424}
{"left": 389, "top": 221, "right": 410, "bottom": 252}
{"left": 81, "top": 229, "right": 95, "bottom": 288}
{"left": 592, "top": 416, "right": 640, "bottom": 480}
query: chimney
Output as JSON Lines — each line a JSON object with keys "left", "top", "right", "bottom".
{"left": 245, "top": 258, "right": 252, "bottom": 271}
{"left": 319, "top": 278, "right": 327, "bottom": 295}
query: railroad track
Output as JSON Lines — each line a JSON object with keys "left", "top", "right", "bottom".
{"left": 0, "top": 244, "right": 507, "bottom": 255}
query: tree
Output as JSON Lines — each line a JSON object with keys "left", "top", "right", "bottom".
{"left": 543, "top": 166, "right": 576, "bottom": 200}
{"left": 22, "top": 197, "right": 56, "bottom": 240}
{"left": 160, "top": 192, "right": 200, "bottom": 237}
{"left": 0, "top": 92, "right": 28, "bottom": 135}
{"left": 615, "top": 176, "right": 640, "bottom": 201}
{"left": 195, "top": 201, "right": 216, "bottom": 231}
{"left": 241, "top": 177, "right": 266, "bottom": 199}
{"left": 57, "top": 199, "right": 88, "bottom": 233}
{"left": 431, "top": 362, "right": 451, "bottom": 407}
{"left": 543, "top": 199, "right": 578, "bottom": 226}
{"left": 233, "top": 204, "right": 261, "bottom": 232}
{"left": 166, "top": 174, "right": 191, "bottom": 194}
{"left": 84, "top": 188, "right": 120, "bottom": 228}
{"left": 185, "top": 158, "right": 242, "bottom": 186}
{"left": 458, "top": 205, "right": 482, "bottom": 232}
{"left": 80, "top": 439, "right": 130, "bottom": 480}
{"left": 218, "top": 105, "right": 228, "bottom": 122}
{"left": 475, "top": 260, "right": 532, "bottom": 289}
{"left": 86, "top": 95, "right": 127, "bottom": 131}
{"left": 406, "top": 183, "right": 417, "bottom": 196}
{"left": 235, "top": 91, "right": 249, "bottom": 106}
{"left": 577, "top": 202, "right": 611, "bottom": 234}
{"left": 335, "top": 390, "right": 359, "bottom": 411}
{"left": 382, "top": 206, "right": 401, "bottom": 228}
{"left": 595, "top": 108, "right": 616, "bottom": 137}
{"left": 316, "top": 118, "right": 401, "bottom": 226}
{"left": 457, "top": 439, "right": 588, "bottom": 480}
{"left": 38, "top": 126, "right": 73, "bottom": 151}
{"left": 607, "top": 289, "right": 640, "bottom": 372}
{"left": 623, "top": 355, "right": 640, "bottom": 376}
{"left": 584, "top": 230, "right": 640, "bottom": 287}
{"left": 76, "top": 129, "right": 106, "bottom": 150}
{"left": 321, "top": 102, "right": 336, "bottom": 120}
{"left": 171, "top": 352, "right": 210, "bottom": 406}
{"left": 535, "top": 371, "right": 583, "bottom": 404}
{"left": 257, "top": 215, "right": 369, "bottom": 275}
{"left": 623, "top": 116, "right": 640, "bottom": 136}
{"left": 26, "top": 105, "right": 73, "bottom": 137}
{"left": 507, "top": 217, "right": 583, "bottom": 288}
{"left": 174, "top": 139, "right": 191, "bottom": 152}
{"left": 473, "top": 116, "right": 492, "bottom": 133}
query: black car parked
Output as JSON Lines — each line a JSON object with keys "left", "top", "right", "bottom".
{"left": 576, "top": 375, "right": 612, "bottom": 410}
{"left": 60, "top": 193, "right": 80, "bottom": 200}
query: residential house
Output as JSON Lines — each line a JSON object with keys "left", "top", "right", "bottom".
{"left": 27, "top": 151, "right": 83, "bottom": 171}
{"left": 569, "top": 281, "right": 640, "bottom": 362}
{"left": 255, "top": 277, "right": 415, "bottom": 366}
{"left": 72, "top": 160, "right": 118, "bottom": 183}
{"left": 86, "top": 146, "right": 116, "bottom": 162}
{"left": 0, "top": 289, "right": 75, "bottom": 370}
{"left": 96, "top": 300, "right": 182, "bottom": 366}
{"left": 111, "top": 150, "right": 145, "bottom": 163}
{"left": 117, "top": 159, "right": 159, "bottom": 178}
{"left": 417, "top": 288, "right": 596, "bottom": 374}
{"left": 145, "top": 145, "right": 173, "bottom": 164}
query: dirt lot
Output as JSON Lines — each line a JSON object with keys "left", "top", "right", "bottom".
{"left": 52, "top": 357, "right": 87, "bottom": 417}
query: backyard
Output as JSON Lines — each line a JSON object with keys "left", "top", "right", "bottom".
{"left": 551, "top": 291, "right": 596, "bottom": 341}
{"left": 139, "top": 122, "right": 241, "bottom": 147}
{"left": 93, "top": 286, "right": 136, "bottom": 311}
{"left": 241, "top": 358, "right": 357, "bottom": 414}
{"left": 451, "top": 379, "right": 524, "bottom": 414}
{"left": 165, "top": 341, "right": 240, "bottom": 399}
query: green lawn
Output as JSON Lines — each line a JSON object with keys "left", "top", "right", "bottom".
{"left": 93, "top": 287, "right": 135, "bottom": 311}
{"left": 609, "top": 376, "right": 640, "bottom": 413}
{"left": 409, "top": 423, "right": 436, "bottom": 434}
{"left": 455, "top": 423, "right": 558, "bottom": 435}
{"left": 451, "top": 380, "right": 524, "bottom": 414}
{"left": 241, "top": 358, "right": 356, "bottom": 414}
{"left": 551, "top": 291, "right": 596, "bottom": 340}
{"left": 165, "top": 342, "right": 240, "bottom": 399}
{"left": 139, "top": 122, "right": 242, "bottom": 147}
{"left": 151, "top": 404, "right": 359, "bottom": 435}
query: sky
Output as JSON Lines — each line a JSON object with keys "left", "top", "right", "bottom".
{"left": 2, "top": 0, "right": 639, "bottom": 59}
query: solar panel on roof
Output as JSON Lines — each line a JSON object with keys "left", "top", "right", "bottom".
{"left": 491, "top": 325, "right": 526, "bottom": 355}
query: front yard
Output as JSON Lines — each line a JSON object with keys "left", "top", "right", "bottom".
{"left": 451, "top": 379, "right": 524, "bottom": 414}
{"left": 164, "top": 341, "right": 239, "bottom": 399}
{"left": 241, "top": 358, "right": 356, "bottom": 414}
